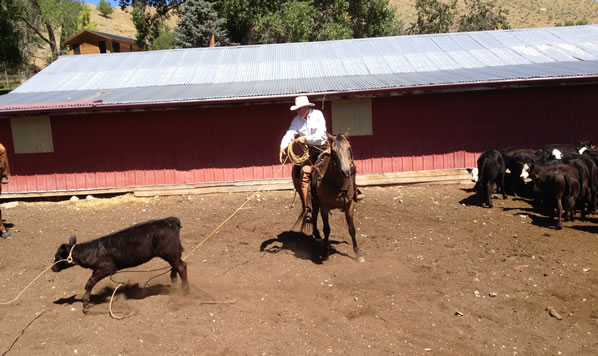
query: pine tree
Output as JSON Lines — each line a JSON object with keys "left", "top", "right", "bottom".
{"left": 175, "top": 0, "right": 229, "bottom": 48}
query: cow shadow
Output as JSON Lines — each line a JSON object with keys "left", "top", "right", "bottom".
{"left": 569, "top": 224, "right": 598, "bottom": 234}
{"left": 459, "top": 188, "right": 511, "bottom": 208}
{"left": 260, "top": 231, "right": 349, "bottom": 264}
{"left": 458, "top": 188, "right": 483, "bottom": 207}
{"left": 53, "top": 283, "right": 173, "bottom": 308}
{"left": 524, "top": 212, "right": 558, "bottom": 229}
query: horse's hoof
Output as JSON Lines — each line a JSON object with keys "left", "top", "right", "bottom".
{"left": 357, "top": 256, "right": 365, "bottom": 263}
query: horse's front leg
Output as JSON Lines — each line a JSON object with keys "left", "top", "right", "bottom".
{"left": 312, "top": 203, "right": 321, "bottom": 240}
{"left": 345, "top": 204, "right": 364, "bottom": 262}
{"left": 320, "top": 207, "right": 331, "bottom": 260}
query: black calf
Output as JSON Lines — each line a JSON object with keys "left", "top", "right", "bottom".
{"left": 475, "top": 150, "right": 507, "bottom": 208}
{"left": 52, "top": 217, "right": 189, "bottom": 312}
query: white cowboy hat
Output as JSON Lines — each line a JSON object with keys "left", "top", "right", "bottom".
{"left": 290, "top": 96, "right": 315, "bottom": 111}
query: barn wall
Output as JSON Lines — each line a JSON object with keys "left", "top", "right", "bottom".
{"left": 0, "top": 103, "right": 292, "bottom": 193}
{"left": 350, "top": 84, "right": 597, "bottom": 175}
{"left": 0, "top": 83, "right": 596, "bottom": 193}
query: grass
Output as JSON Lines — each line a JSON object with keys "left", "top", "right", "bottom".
{"left": 389, "top": 0, "right": 598, "bottom": 30}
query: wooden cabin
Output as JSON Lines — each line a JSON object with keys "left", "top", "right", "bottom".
{"left": 62, "top": 29, "right": 140, "bottom": 55}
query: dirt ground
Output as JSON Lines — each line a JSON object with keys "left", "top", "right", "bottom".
{"left": 0, "top": 183, "right": 597, "bottom": 355}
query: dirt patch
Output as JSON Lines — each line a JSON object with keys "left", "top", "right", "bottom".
{"left": 1, "top": 183, "right": 597, "bottom": 355}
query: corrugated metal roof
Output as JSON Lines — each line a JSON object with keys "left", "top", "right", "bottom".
{"left": 2, "top": 25, "right": 598, "bottom": 112}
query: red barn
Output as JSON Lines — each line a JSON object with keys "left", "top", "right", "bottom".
{"left": 0, "top": 26, "right": 597, "bottom": 198}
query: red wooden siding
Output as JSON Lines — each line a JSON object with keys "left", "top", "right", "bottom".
{"left": 350, "top": 84, "right": 597, "bottom": 175}
{"left": 0, "top": 84, "right": 596, "bottom": 193}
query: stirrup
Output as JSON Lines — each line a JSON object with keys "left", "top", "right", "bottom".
{"left": 303, "top": 208, "right": 312, "bottom": 223}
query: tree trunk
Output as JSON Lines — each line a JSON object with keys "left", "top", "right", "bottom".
{"left": 45, "top": 21, "right": 59, "bottom": 60}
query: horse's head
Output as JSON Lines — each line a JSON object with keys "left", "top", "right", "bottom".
{"left": 327, "top": 129, "right": 354, "bottom": 180}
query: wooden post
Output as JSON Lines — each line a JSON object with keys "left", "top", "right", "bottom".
{"left": 209, "top": 33, "right": 215, "bottom": 48}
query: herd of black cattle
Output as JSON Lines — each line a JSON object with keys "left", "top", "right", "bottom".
{"left": 472, "top": 141, "right": 597, "bottom": 229}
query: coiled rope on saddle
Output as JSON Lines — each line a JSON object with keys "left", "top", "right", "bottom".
{"left": 286, "top": 138, "right": 327, "bottom": 166}
{"left": 286, "top": 138, "right": 310, "bottom": 166}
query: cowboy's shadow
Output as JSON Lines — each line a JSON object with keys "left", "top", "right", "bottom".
{"left": 260, "top": 231, "right": 349, "bottom": 264}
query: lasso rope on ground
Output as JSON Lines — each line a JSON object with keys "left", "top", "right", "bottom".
{"left": 2, "top": 142, "right": 296, "bottom": 318}
{"left": 1, "top": 310, "right": 45, "bottom": 356}
{"left": 108, "top": 152, "right": 293, "bottom": 318}
{"left": 0, "top": 260, "right": 66, "bottom": 305}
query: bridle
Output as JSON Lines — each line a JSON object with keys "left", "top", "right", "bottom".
{"left": 328, "top": 139, "right": 354, "bottom": 200}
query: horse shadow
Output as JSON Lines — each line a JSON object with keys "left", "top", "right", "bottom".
{"left": 53, "top": 283, "right": 173, "bottom": 309}
{"left": 260, "top": 231, "right": 349, "bottom": 264}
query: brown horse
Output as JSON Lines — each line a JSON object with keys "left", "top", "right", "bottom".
{"left": 0, "top": 183, "right": 8, "bottom": 239}
{"left": 0, "top": 146, "right": 9, "bottom": 238}
{"left": 295, "top": 129, "right": 364, "bottom": 262}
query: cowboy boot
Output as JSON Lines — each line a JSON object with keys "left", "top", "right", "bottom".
{"left": 351, "top": 164, "right": 364, "bottom": 201}
{"left": 0, "top": 144, "right": 9, "bottom": 184}
{"left": 300, "top": 170, "right": 312, "bottom": 223}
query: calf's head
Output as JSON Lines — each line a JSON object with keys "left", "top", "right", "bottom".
{"left": 51, "top": 235, "right": 77, "bottom": 272}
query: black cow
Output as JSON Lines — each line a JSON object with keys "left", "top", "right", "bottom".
{"left": 52, "top": 217, "right": 189, "bottom": 312}
{"left": 473, "top": 150, "right": 507, "bottom": 208}
{"left": 529, "top": 164, "right": 580, "bottom": 229}
{"left": 544, "top": 141, "right": 593, "bottom": 160}
{"left": 501, "top": 147, "right": 546, "bottom": 196}
{"left": 562, "top": 153, "right": 598, "bottom": 214}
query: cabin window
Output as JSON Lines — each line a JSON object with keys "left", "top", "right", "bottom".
{"left": 98, "top": 41, "right": 106, "bottom": 53}
{"left": 73, "top": 44, "right": 81, "bottom": 55}
{"left": 331, "top": 99, "right": 373, "bottom": 136}
{"left": 10, "top": 115, "right": 54, "bottom": 154}
{"left": 113, "top": 42, "right": 120, "bottom": 52}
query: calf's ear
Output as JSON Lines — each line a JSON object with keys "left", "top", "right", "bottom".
{"left": 69, "top": 235, "right": 77, "bottom": 245}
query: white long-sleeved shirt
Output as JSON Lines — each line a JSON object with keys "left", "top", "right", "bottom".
{"left": 280, "top": 109, "right": 328, "bottom": 149}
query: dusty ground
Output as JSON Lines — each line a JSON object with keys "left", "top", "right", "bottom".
{"left": 0, "top": 183, "right": 597, "bottom": 355}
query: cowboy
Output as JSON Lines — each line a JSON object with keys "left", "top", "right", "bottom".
{"left": 0, "top": 143, "right": 9, "bottom": 185}
{"left": 279, "top": 96, "right": 328, "bottom": 223}
{"left": 0, "top": 143, "right": 10, "bottom": 239}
